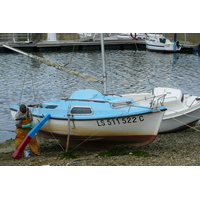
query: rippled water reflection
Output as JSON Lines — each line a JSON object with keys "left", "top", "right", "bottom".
{"left": 0, "top": 50, "right": 200, "bottom": 142}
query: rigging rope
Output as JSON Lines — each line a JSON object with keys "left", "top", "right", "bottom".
{"left": 18, "top": 63, "right": 27, "bottom": 104}
{"left": 18, "top": 56, "right": 37, "bottom": 105}
{"left": 29, "top": 58, "right": 36, "bottom": 104}
{"left": 170, "top": 116, "right": 200, "bottom": 132}
{"left": 45, "top": 127, "right": 65, "bottom": 152}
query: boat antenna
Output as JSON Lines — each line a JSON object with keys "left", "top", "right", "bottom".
{"left": 100, "top": 33, "right": 107, "bottom": 94}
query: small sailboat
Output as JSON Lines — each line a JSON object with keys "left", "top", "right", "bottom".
{"left": 122, "top": 87, "right": 200, "bottom": 133}
{"left": 10, "top": 89, "right": 166, "bottom": 146}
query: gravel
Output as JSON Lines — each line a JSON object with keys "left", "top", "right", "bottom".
{"left": 0, "top": 124, "right": 200, "bottom": 166}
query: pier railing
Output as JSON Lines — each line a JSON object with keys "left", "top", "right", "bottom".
{"left": 0, "top": 33, "right": 42, "bottom": 43}
{"left": 0, "top": 33, "right": 29, "bottom": 42}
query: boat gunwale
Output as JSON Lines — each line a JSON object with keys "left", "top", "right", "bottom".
{"left": 163, "top": 104, "right": 200, "bottom": 120}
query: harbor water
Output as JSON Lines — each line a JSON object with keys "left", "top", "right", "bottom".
{"left": 0, "top": 50, "right": 200, "bottom": 143}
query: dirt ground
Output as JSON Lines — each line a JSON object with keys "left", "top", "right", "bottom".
{"left": 0, "top": 124, "right": 200, "bottom": 166}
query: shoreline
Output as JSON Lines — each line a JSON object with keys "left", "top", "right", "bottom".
{"left": 0, "top": 124, "right": 200, "bottom": 166}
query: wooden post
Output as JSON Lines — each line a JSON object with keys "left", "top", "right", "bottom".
{"left": 66, "top": 114, "right": 71, "bottom": 153}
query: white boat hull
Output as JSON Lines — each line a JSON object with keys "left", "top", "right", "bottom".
{"left": 11, "top": 109, "right": 164, "bottom": 146}
{"left": 146, "top": 43, "right": 181, "bottom": 52}
{"left": 122, "top": 87, "right": 200, "bottom": 133}
{"left": 159, "top": 104, "right": 200, "bottom": 133}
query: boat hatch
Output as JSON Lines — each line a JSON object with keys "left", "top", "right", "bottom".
{"left": 111, "top": 101, "right": 133, "bottom": 108}
{"left": 70, "top": 106, "right": 92, "bottom": 115}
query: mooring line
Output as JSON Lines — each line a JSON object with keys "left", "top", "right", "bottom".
{"left": 72, "top": 129, "right": 102, "bottom": 150}
{"left": 36, "top": 119, "right": 65, "bottom": 152}
{"left": 170, "top": 116, "right": 200, "bottom": 133}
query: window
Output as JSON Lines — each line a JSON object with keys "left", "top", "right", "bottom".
{"left": 159, "top": 38, "right": 166, "bottom": 44}
{"left": 45, "top": 105, "right": 58, "bottom": 109}
{"left": 111, "top": 101, "right": 133, "bottom": 108}
{"left": 71, "top": 106, "right": 92, "bottom": 115}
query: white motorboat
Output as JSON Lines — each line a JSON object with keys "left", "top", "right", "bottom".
{"left": 122, "top": 87, "right": 200, "bottom": 133}
{"left": 146, "top": 35, "right": 181, "bottom": 53}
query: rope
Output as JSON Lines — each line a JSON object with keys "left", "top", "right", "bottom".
{"left": 17, "top": 56, "right": 37, "bottom": 105}
{"left": 18, "top": 65, "right": 27, "bottom": 104}
{"left": 36, "top": 117, "right": 65, "bottom": 152}
{"left": 72, "top": 129, "right": 102, "bottom": 150}
{"left": 28, "top": 57, "right": 37, "bottom": 104}
{"left": 169, "top": 116, "right": 200, "bottom": 133}
{"left": 47, "top": 131, "right": 65, "bottom": 152}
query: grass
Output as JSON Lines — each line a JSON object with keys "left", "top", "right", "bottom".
{"left": 61, "top": 149, "right": 78, "bottom": 159}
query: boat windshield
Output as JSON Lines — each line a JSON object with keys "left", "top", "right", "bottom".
{"left": 159, "top": 38, "right": 166, "bottom": 43}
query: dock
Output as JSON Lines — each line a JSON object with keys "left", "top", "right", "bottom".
{"left": 0, "top": 40, "right": 198, "bottom": 53}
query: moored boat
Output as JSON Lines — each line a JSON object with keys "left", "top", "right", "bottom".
{"left": 146, "top": 35, "right": 181, "bottom": 53}
{"left": 122, "top": 87, "right": 200, "bottom": 133}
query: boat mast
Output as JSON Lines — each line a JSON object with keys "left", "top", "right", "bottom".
{"left": 100, "top": 33, "right": 107, "bottom": 94}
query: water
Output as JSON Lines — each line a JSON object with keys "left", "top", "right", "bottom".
{"left": 0, "top": 50, "right": 200, "bottom": 143}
